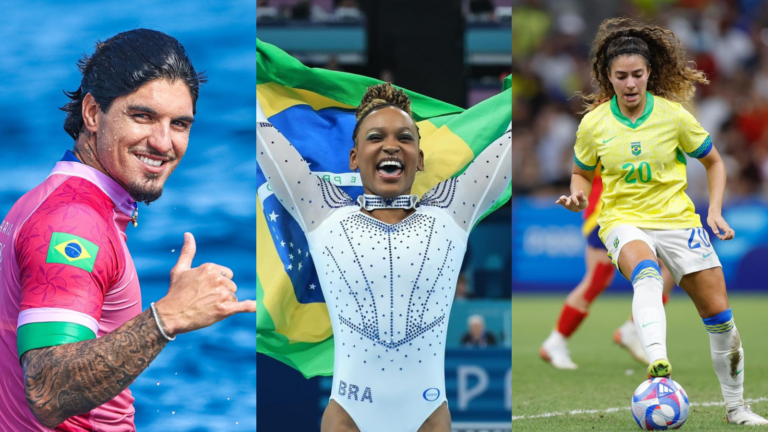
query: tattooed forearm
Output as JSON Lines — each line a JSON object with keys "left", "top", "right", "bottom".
{"left": 21, "top": 308, "right": 168, "bottom": 428}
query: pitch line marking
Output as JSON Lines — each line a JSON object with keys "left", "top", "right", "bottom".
{"left": 512, "top": 397, "right": 768, "bottom": 421}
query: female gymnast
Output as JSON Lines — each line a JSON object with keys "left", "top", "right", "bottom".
{"left": 257, "top": 83, "right": 510, "bottom": 431}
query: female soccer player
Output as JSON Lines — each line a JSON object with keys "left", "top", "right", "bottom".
{"left": 541, "top": 170, "right": 676, "bottom": 370}
{"left": 257, "top": 84, "right": 510, "bottom": 431}
{"left": 557, "top": 18, "right": 767, "bottom": 425}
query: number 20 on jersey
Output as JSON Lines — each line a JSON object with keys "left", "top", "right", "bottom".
{"left": 622, "top": 161, "right": 652, "bottom": 184}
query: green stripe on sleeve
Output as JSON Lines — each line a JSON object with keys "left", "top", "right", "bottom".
{"left": 686, "top": 135, "right": 713, "bottom": 158}
{"left": 17, "top": 322, "right": 96, "bottom": 359}
{"left": 574, "top": 155, "right": 597, "bottom": 171}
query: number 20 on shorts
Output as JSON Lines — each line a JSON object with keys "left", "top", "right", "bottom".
{"left": 687, "top": 227, "right": 711, "bottom": 249}
{"left": 622, "top": 161, "right": 652, "bottom": 184}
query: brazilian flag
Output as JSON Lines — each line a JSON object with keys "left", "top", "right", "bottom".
{"left": 256, "top": 39, "right": 511, "bottom": 378}
{"left": 46, "top": 232, "right": 99, "bottom": 272}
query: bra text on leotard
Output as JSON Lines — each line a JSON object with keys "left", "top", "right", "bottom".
{"left": 339, "top": 380, "right": 373, "bottom": 403}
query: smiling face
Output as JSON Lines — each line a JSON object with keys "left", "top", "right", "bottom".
{"left": 349, "top": 106, "right": 424, "bottom": 198}
{"left": 607, "top": 54, "right": 651, "bottom": 111}
{"left": 82, "top": 78, "right": 194, "bottom": 203}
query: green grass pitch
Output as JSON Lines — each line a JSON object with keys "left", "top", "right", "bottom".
{"left": 512, "top": 294, "right": 768, "bottom": 431}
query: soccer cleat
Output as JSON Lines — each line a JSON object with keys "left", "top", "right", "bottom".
{"left": 726, "top": 402, "right": 768, "bottom": 425}
{"left": 647, "top": 359, "right": 672, "bottom": 378}
{"left": 540, "top": 330, "right": 578, "bottom": 370}
{"left": 614, "top": 320, "right": 649, "bottom": 364}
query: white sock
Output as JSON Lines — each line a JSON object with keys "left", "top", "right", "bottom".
{"left": 621, "top": 319, "right": 634, "bottom": 331}
{"left": 704, "top": 308, "right": 744, "bottom": 408}
{"left": 630, "top": 260, "right": 667, "bottom": 363}
{"left": 544, "top": 329, "right": 567, "bottom": 347}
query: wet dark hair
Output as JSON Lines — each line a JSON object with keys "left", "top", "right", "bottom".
{"left": 61, "top": 28, "right": 207, "bottom": 141}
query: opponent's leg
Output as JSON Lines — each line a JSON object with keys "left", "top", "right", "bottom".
{"left": 321, "top": 400, "right": 360, "bottom": 432}
{"left": 418, "top": 402, "right": 450, "bottom": 431}
{"left": 541, "top": 245, "right": 615, "bottom": 369}
{"left": 678, "top": 268, "right": 768, "bottom": 425}
{"left": 615, "top": 239, "right": 670, "bottom": 377}
{"left": 614, "top": 260, "right": 674, "bottom": 364}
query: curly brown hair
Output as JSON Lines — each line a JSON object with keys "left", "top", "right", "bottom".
{"left": 578, "top": 17, "right": 709, "bottom": 113}
{"left": 352, "top": 82, "right": 415, "bottom": 145}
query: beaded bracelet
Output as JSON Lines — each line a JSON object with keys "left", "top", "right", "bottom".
{"left": 150, "top": 302, "right": 176, "bottom": 341}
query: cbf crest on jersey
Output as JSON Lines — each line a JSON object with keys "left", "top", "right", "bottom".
{"left": 631, "top": 142, "right": 641, "bottom": 156}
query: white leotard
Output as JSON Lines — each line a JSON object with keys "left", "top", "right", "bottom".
{"left": 257, "top": 114, "right": 510, "bottom": 432}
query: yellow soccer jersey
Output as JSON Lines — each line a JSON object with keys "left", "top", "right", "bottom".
{"left": 573, "top": 92, "right": 712, "bottom": 242}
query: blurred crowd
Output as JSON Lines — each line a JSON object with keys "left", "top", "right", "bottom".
{"left": 461, "top": 314, "right": 499, "bottom": 347}
{"left": 256, "top": 0, "right": 512, "bottom": 24}
{"left": 456, "top": 275, "right": 504, "bottom": 348}
{"left": 467, "top": 0, "right": 513, "bottom": 23}
{"left": 257, "top": 0, "right": 364, "bottom": 22}
{"left": 513, "top": 0, "right": 768, "bottom": 200}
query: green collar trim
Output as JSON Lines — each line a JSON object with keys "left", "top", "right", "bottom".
{"left": 610, "top": 92, "right": 654, "bottom": 129}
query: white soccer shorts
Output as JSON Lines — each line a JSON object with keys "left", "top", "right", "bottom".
{"left": 605, "top": 225, "right": 722, "bottom": 284}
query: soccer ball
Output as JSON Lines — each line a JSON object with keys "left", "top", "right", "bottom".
{"left": 631, "top": 377, "right": 689, "bottom": 430}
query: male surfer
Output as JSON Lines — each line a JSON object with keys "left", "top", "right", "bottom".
{"left": 0, "top": 29, "right": 255, "bottom": 430}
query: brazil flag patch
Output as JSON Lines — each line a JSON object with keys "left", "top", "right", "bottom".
{"left": 46, "top": 232, "right": 99, "bottom": 272}
{"left": 631, "top": 142, "right": 641, "bottom": 156}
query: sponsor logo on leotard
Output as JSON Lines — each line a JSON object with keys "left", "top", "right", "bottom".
{"left": 338, "top": 380, "right": 373, "bottom": 403}
{"left": 423, "top": 388, "right": 440, "bottom": 401}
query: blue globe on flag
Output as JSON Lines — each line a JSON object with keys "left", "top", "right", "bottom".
{"left": 64, "top": 241, "right": 82, "bottom": 259}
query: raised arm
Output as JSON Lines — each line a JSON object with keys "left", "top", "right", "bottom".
{"left": 257, "top": 101, "right": 351, "bottom": 232}
{"left": 420, "top": 124, "right": 511, "bottom": 232}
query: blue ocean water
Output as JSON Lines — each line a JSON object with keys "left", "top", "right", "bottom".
{"left": 0, "top": 1, "right": 256, "bottom": 430}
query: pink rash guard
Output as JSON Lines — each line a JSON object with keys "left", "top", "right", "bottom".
{"left": 0, "top": 152, "right": 142, "bottom": 431}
